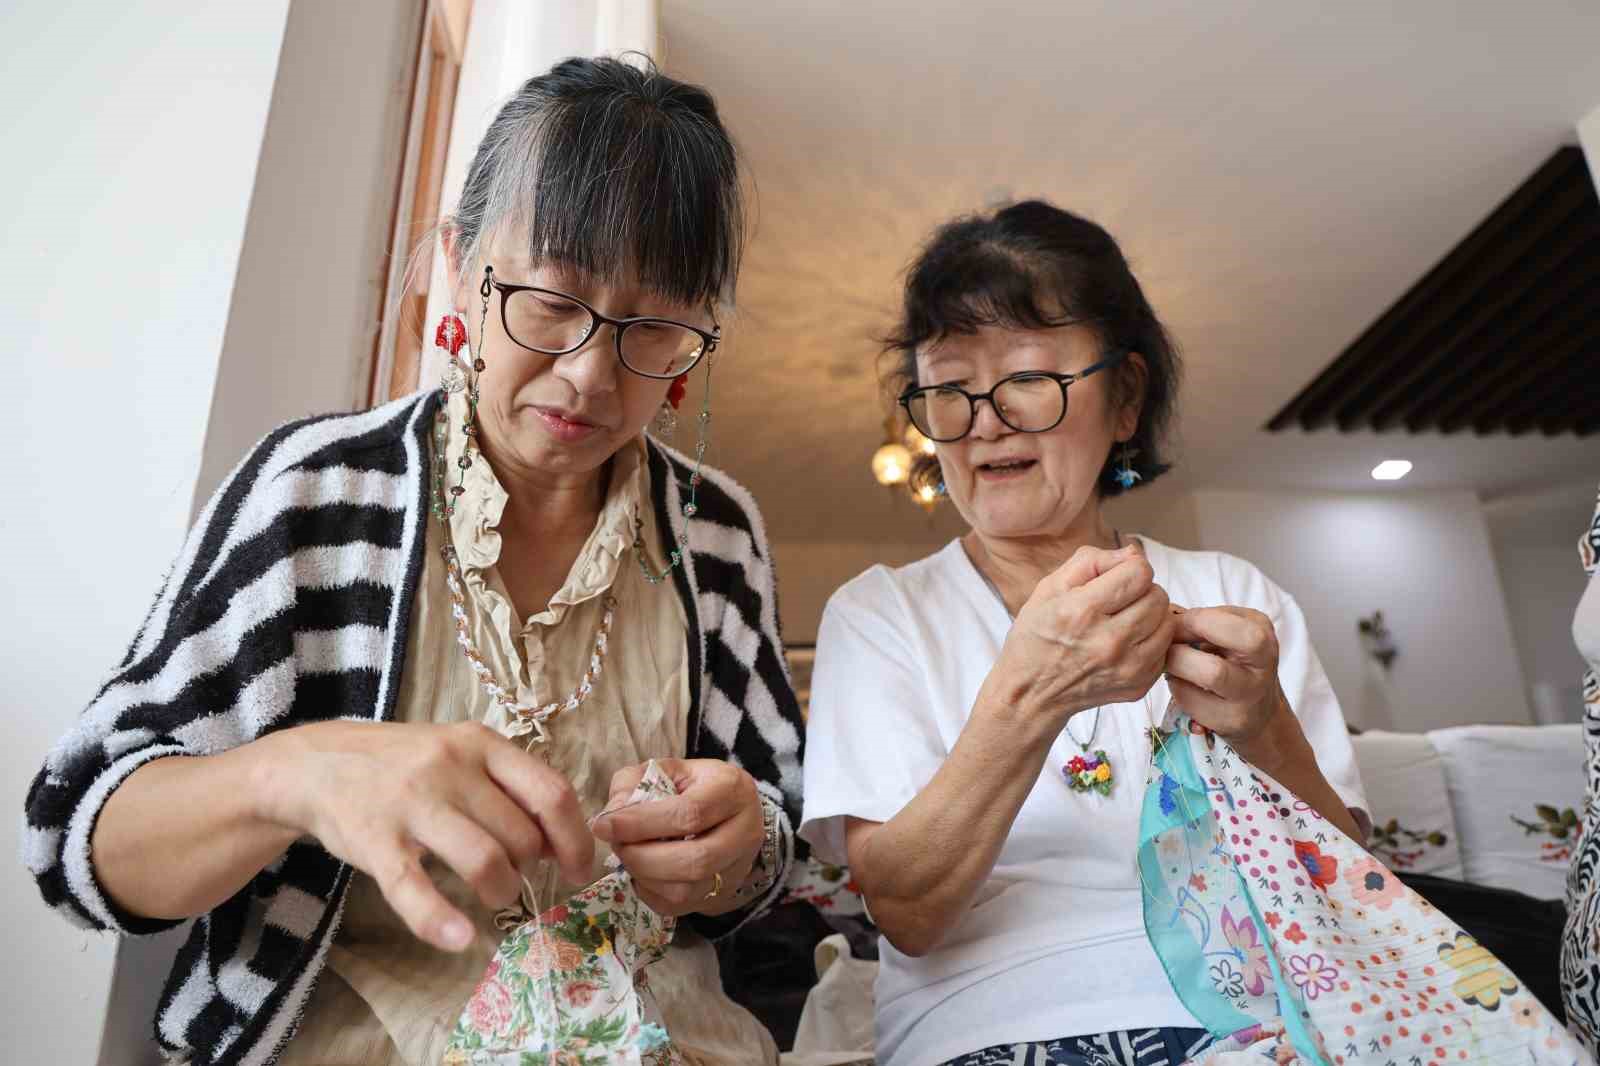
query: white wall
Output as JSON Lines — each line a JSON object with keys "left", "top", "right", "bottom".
{"left": 0, "top": 3, "right": 292, "bottom": 1063}
{"left": 1192, "top": 490, "right": 1531, "bottom": 732}
{"left": 1484, "top": 481, "right": 1597, "bottom": 725}
{"left": 1580, "top": 101, "right": 1600, "bottom": 199}
{"left": 772, "top": 541, "right": 944, "bottom": 644}
{"left": 1494, "top": 542, "right": 1589, "bottom": 723}
{"left": 192, "top": 0, "right": 423, "bottom": 508}
{"left": 1104, "top": 478, "right": 1202, "bottom": 551}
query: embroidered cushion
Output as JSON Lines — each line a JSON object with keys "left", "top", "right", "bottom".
{"left": 1431, "top": 724, "right": 1585, "bottom": 900}
{"left": 1349, "top": 730, "right": 1465, "bottom": 878}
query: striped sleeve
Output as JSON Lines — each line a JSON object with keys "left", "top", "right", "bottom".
{"left": 661, "top": 452, "right": 807, "bottom": 939}
{"left": 20, "top": 421, "right": 310, "bottom": 934}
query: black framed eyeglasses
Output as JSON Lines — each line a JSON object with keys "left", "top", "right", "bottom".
{"left": 481, "top": 267, "right": 719, "bottom": 380}
{"left": 898, "top": 350, "right": 1127, "bottom": 443}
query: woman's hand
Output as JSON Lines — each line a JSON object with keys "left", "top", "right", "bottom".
{"left": 1164, "top": 607, "right": 1290, "bottom": 759}
{"left": 589, "top": 758, "right": 764, "bottom": 918}
{"left": 985, "top": 542, "right": 1175, "bottom": 736}
{"left": 265, "top": 720, "right": 594, "bottom": 953}
{"left": 1165, "top": 607, "right": 1365, "bottom": 842}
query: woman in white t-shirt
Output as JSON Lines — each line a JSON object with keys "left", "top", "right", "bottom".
{"left": 800, "top": 200, "right": 1369, "bottom": 1066}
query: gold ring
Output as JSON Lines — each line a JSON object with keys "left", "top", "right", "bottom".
{"left": 704, "top": 871, "right": 723, "bottom": 900}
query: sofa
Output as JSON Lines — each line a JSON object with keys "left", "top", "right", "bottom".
{"left": 730, "top": 723, "right": 1588, "bottom": 1064}
{"left": 1351, "top": 723, "right": 1586, "bottom": 900}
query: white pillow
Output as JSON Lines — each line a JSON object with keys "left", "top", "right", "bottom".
{"left": 1349, "top": 730, "right": 1465, "bottom": 879}
{"left": 1429, "top": 723, "right": 1586, "bottom": 900}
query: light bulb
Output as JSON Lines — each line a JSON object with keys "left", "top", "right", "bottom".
{"left": 904, "top": 425, "right": 937, "bottom": 456}
{"left": 1371, "top": 460, "right": 1412, "bottom": 481}
{"left": 872, "top": 442, "right": 913, "bottom": 486}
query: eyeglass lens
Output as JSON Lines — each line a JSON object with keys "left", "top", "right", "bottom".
{"left": 502, "top": 288, "right": 706, "bottom": 378}
{"left": 906, "top": 375, "right": 1066, "bottom": 441}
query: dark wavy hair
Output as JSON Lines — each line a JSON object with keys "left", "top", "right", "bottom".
{"left": 884, "top": 199, "right": 1181, "bottom": 497}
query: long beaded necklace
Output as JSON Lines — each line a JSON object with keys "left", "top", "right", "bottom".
{"left": 428, "top": 274, "right": 616, "bottom": 745}
{"left": 438, "top": 541, "right": 615, "bottom": 745}
{"left": 427, "top": 266, "right": 718, "bottom": 743}
{"left": 633, "top": 350, "right": 715, "bottom": 586}
{"left": 430, "top": 398, "right": 618, "bottom": 745}
{"left": 972, "top": 529, "right": 1127, "bottom": 797}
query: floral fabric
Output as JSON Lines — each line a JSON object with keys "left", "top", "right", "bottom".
{"left": 1139, "top": 710, "right": 1588, "bottom": 1065}
{"left": 782, "top": 858, "right": 866, "bottom": 917}
{"left": 445, "top": 760, "right": 686, "bottom": 1066}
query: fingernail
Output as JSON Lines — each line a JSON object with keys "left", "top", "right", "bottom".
{"left": 441, "top": 917, "right": 472, "bottom": 951}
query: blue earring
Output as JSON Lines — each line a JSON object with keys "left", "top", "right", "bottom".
{"left": 1114, "top": 443, "right": 1142, "bottom": 489}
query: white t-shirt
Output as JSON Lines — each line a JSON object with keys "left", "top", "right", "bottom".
{"left": 799, "top": 536, "right": 1367, "bottom": 1066}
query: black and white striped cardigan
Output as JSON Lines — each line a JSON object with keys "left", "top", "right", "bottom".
{"left": 20, "top": 390, "right": 805, "bottom": 1066}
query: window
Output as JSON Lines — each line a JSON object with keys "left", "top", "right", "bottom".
{"left": 369, "top": 0, "right": 473, "bottom": 403}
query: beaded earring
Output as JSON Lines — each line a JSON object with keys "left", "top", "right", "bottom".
{"left": 437, "top": 314, "right": 468, "bottom": 395}
{"left": 430, "top": 267, "right": 493, "bottom": 521}
{"left": 1114, "top": 441, "right": 1142, "bottom": 490}
{"left": 634, "top": 363, "right": 713, "bottom": 585}
{"left": 652, "top": 375, "right": 688, "bottom": 437}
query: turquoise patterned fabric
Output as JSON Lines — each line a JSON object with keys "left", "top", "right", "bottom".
{"left": 1137, "top": 716, "right": 1585, "bottom": 1065}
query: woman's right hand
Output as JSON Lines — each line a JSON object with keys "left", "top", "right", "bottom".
{"left": 985, "top": 542, "right": 1174, "bottom": 735}
{"left": 262, "top": 720, "right": 594, "bottom": 952}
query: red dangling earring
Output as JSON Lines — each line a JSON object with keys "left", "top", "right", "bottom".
{"left": 436, "top": 313, "right": 469, "bottom": 394}
{"left": 431, "top": 269, "right": 492, "bottom": 520}
{"left": 654, "top": 374, "right": 690, "bottom": 437}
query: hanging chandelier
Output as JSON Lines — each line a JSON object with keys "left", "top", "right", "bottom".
{"left": 870, "top": 419, "right": 943, "bottom": 510}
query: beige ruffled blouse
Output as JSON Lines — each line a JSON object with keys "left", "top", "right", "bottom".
{"left": 282, "top": 392, "right": 776, "bottom": 1065}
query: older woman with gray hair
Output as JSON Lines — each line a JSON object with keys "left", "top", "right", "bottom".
{"left": 23, "top": 57, "right": 802, "bottom": 1066}
{"left": 801, "top": 201, "right": 1368, "bottom": 1066}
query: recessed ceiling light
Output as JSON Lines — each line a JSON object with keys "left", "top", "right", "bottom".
{"left": 1371, "top": 460, "right": 1413, "bottom": 481}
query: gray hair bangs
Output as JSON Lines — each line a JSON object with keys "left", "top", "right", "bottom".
{"left": 451, "top": 55, "right": 745, "bottom": 309}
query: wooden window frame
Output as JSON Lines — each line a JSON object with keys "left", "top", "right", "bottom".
{"left": 369, "top": 0, "right": 472, "bottom": 404}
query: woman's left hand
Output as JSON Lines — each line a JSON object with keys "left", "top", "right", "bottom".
{"left": 1164, "top": 606, "right": 1366, "bottom": 843}
{"left": 589, "top": 758, "right": 764, "bottom": 918}
{"left": 1164, "top": 606, "right": 1293, "bottom": 764}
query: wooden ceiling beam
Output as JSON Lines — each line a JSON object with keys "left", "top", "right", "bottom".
{"left": 1353, "top": 211, "right": 1598, "bottom": 431}
{"left": 1490, "top": 361, "right": 1598, "bottom": 434}
{"left": 1430, "top": 312, "right": 1600, "bottom": 433}
{"left": 1535, "top": 383, "right": 1600, "bottom": 435}
{"left": 1271, "top": 148, "right": 1590, "bottom": 432}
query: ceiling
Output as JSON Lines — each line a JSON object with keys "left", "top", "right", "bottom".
{"left": 659, "top": 1, "right": 1600, "bottom": 543}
